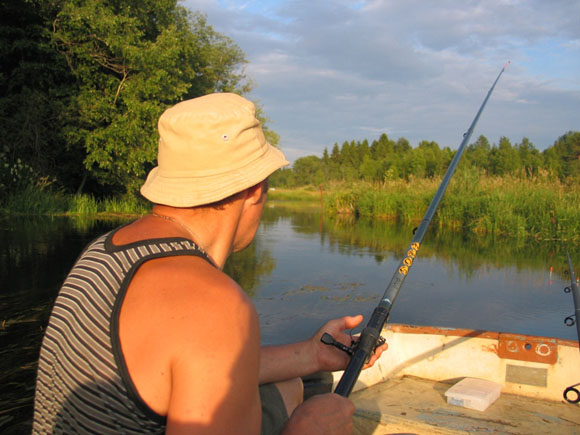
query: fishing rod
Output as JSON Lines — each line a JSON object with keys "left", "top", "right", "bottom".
{"left": 322, "top": 62, "right": 510, "bottom": 397}
{"left": 563, "top": 251, "right": 580, "bottom": 404}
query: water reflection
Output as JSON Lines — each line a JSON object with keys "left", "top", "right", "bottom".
{"left": 258, "top": 203, "right": 577, "bottom": 276}
{"left": 223, "top": 241, "right": 276, "bottom": 297}
{"left": 1, "top": 216, "right": 127, "bottom": 297}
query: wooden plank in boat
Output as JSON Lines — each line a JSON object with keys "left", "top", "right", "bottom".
{"left": 351, "top": 375, "right": 580, "bottom": 435}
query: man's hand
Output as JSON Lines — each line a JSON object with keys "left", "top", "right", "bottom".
{"left": 282, "top": 393, "right": 355, "bottom": 435}
{"left": 309, "top": 315, "right": 388, "bottom": 372}
{"left": 259, "top": 315, "right": 388, "bottom": 385}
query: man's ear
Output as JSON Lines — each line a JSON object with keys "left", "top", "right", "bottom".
{"left": 245, "top": 180, "right": 268, "bottom": 205}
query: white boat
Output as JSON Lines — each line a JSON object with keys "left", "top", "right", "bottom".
{"left": 324, "top": 323, "right": 580, "bottom": 434}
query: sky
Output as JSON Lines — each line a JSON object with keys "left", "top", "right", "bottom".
{"left": 183, "top": 0, "right": 580, "bottom": 163}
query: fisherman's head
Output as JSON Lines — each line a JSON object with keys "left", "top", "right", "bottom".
{"left": 140, "top": 93, "right": 289, "bottom": 208}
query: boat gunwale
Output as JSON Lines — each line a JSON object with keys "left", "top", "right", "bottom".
{"left": 386, "top": 323, "right": 579, "bottom": 348}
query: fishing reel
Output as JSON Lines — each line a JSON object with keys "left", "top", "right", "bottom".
{"left": 321, "top": 332, "right": 386, "bottom": 358}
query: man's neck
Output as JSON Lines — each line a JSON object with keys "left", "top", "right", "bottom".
{"left": 152, "top": 202, "right": 244, "bottom": 269}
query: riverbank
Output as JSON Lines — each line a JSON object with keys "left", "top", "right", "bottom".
{"left": 2, "top": 175, "right": 579, "bottom": 242}
{"left": 318, "top": 175, "right": 579, "bottom": 242}
{"left": 0, "top": 187, "right": 150, "bottom": 217}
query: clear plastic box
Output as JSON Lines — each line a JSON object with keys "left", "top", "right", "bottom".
{"left": 444, "top": 378, "right": 502, "bottom": 411}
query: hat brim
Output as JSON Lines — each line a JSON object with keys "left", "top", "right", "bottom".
{"left": 140, "top": 144, "right": 289, "bottom": 207}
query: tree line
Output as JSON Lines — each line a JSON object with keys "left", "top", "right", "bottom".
{"left": 2, "top": 1, "right": 577, "bottom": 201}
{"left": 271, "top": 131, "right": 580, "bottom": 187}
{"left": 0, "top": 0, "right": 280, "bottom": 199}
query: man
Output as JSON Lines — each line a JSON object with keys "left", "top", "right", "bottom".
{"left": 33, "top": 93, "right": 386, "bottom": 434}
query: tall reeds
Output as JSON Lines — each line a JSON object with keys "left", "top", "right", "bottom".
{"left": 1, "top": 189, "right": 151, "bottom": 217}
{"left": 323, "top": 174, "right": 580, "bottom": 242}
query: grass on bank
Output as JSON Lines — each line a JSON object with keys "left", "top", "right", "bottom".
{"left": 0, "top": 187, "right": 151, "bottom": 217}
{"left": 268, "top": 185, "right": 323, "bottom": 202}
{"left": 0, "top": 185, "right": 322, "bottom": 216}
{"left": 2, "top": 174, "right": 578, "bottom": 242}
{"left": 322, "top": 174, "right": 580, "bottom": 242}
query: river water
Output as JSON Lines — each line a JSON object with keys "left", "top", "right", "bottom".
{"left": 247, "top": 204, "right": 577, "bottom": 344}
{"left": 0, "top": 203, "right": 578, "bottom": 432}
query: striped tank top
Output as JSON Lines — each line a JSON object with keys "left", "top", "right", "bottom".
{"left": 33, "top": 226, "right": 211, "bottom": 434}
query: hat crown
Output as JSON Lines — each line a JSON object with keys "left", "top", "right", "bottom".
{"left": 157, "top": 93, "right": 267, "bottom": 177}
{"left": 140, "top": 93, "right": 289, "bottom": 207}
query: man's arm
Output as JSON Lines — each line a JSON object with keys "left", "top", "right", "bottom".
{"left": 259, "top": 340, "right": 318, "bottom": 384}
{"left": 259, "top": 315, "right": 387, "bottom": 384}
{"left": 165, "top": 272, "right": 262, "bottom": 434}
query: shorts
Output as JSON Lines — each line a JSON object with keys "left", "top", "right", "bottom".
{"left": 259, "top": 383, "right": 289, "bottom": 435}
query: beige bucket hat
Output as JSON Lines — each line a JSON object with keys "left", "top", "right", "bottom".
{"left": 140, "top": 93, "right": 289, "bottom": 207}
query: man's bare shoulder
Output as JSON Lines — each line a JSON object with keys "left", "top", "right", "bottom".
{"left": 130, "top": 254, "right": 253, "bottom": 317}
{"left": 123, "top": 255, "right": 259, "bottom": 363}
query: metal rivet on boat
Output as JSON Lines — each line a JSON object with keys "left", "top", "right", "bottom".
{"left": 506, "top": 341, "right": 518, "bottom": 352}
{"left": 536, "top": 343, "right": 551, "bottom": 356}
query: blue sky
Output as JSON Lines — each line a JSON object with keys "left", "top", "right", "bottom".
{"left": 184, "top": 0, "right": 580, "bottom": 163}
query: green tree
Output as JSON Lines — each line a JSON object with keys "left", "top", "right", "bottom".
{"left": 403, "top": 148, "right": 426, "bottom": 179}
{"left": 515, "top": 137, "right": 542, "bottom": 177}
{"left": 340, "top": 140, "right": 358, "bottom": 170}
{"left": 50, "top": 0, "right": 250, "bottom": 195}
{"left": 328, "top": 143, "right": 342, "bottom": 179}
{"left": 269, "top": 167, "right": 295, "bottom": 187}
{"left": 441, "top": 147, "right": 455, "bottom": 174}
{"left": 489, "top": 137, "right": 519, "bottom": 175}
{"left": 293, "top": 155, "right": 323, "bottom": 186}
{"left": 417, "top": 140, "right": 442, "bottom": 177}
{"left": 322, "top": 147, "right": 330, "bottom": 164}
{"left": 549, "top": 131, "right": 580, "bottom": 180}
{"left": 330, "top": 143, "right": 341, "bottom": 163}
{"left": 358, "top": 139, "right": 370, "bottom": 164}
{"left": 359, "top": 154, "right": 380, "bottom": 181}
{"left": 394, "top": 137, "right": 411, "bottom": 154}
{"left": 255, "top": 104, "right": 280, "bottom": 148}
{"left": 542, "top": 146, "right": 562, "bottom": 177}
{"left": 465, "top": 135, "right": 491, "bottom": 172}
{"left": 371, "top": 133, "right": 394, "bottom": 160}
{"left": 0, "top": 0, "right": 74, "bottom": 195}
